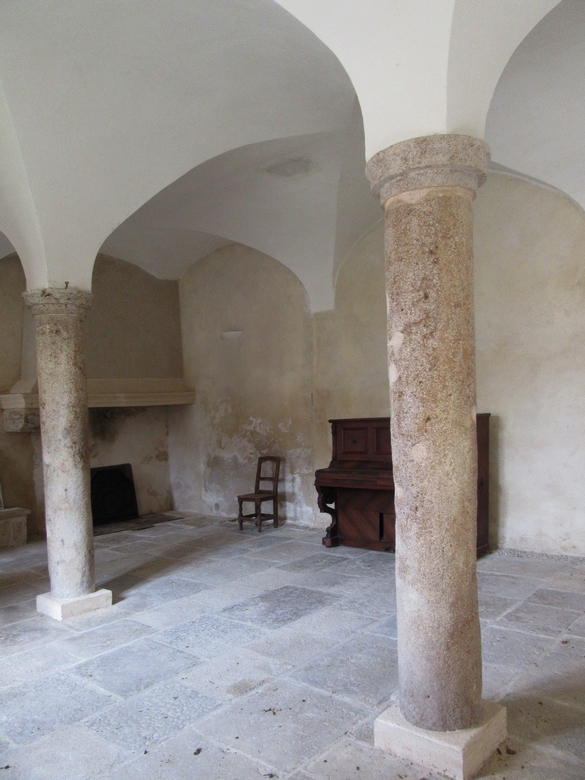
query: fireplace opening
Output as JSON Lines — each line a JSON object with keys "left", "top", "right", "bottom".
{"left": 90, "top": 463, "right": 139, "bottom": 526}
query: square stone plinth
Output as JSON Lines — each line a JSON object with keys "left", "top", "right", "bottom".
{"left": 37, "top": 589, "right": 113, "bottom": 620}
{"left": 374, "top": 699, "right": 507, "bottom": 780}
{"left": 0, "top": 508, "right": 30, "bottom": 547}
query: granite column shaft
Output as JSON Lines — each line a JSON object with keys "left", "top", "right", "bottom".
{"left": 24, "top": 288, "right": 96, "bottom": 602}
{"left": 366, "top": 135, "right": 490, "bottom": 731}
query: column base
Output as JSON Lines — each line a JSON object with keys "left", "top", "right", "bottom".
{"left": 374, "top": 699, "right": 507, "bottom": 780}
{"left": 37, "top": 589, "right": 112, "bottom": 620}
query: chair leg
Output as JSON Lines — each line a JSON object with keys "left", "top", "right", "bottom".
{"left": 238, "top": 499, "right": 244, "bottom": 531}
{"left": 256, "top": 500, "right": 262, "bottom": 532}
{"left": 273, "top": 496, "right": 278, "bottom": 528}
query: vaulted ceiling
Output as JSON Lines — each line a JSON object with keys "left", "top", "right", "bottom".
{"left": 1, "top": 0, "right": 582, "bottom": 311}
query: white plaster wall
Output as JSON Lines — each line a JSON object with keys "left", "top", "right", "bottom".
{"left": 169, "top": 244, "right": 316, "bottom": 526}
{"left": 474, "top": 173, "right": 585, "bottom": 555}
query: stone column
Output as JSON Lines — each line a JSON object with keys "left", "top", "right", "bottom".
{"left": 24, "top": 288, "right": 112, "bottom": 620}
{"left": 366, "top": 136, "right": 505, "bottom": 780}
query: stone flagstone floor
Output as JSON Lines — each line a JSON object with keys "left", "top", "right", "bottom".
{"left": 1, "top": 514, "right": 585, "bottom": 779}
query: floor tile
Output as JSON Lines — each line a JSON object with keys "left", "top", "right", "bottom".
{"left": 174, "top": 556, "right": 274, "bottom": 586}
{"left": 0, "top": 672, "right": 113, "bottom": 745}
{"left": 249, "top": 625, "right": 334, "bottom": 666}
{"left": 55, "top": 619, "right": 156, "bottom": 659}
{"left": 367, "top": 613, "right": 397, "bottom": 639}
{"left": 477, "top": 735, "right": 585, "bottom": 780}
{"left": 85, "top": 680, "right": 220, "bottom": 750}
{"left": 154, "top": 614, "right": 267, "bottom": 658}
{"left": 196, "top": 677, "right": 368, "bottom": 774}
{"left": 508, "top": 636, "right": 585, "bottom": 710}
{"left": 220, "top": 585, "right": 339, "bottom": 629}
{"left": 481, "top": 626, "right": 556, "bottom": 668}
{"left": 70, "top": 636, "right": 200, "bottom": 697}
{"left": 0, "top": 600, "right": 38, "bottom": 627}
{"left": 0, "top": 642, "right": 78, "bottom": 689}
{"left": 0, "top": 724, "right": 126, "bottom": 780}
{"left": 304, "top": 735, "right": 444, "bottom": 780}
{"left": 478, "top": 572, "right": 541, "bottom": 600}
{"left": 114, "top": 575, "right": 210, "bottom": 612}
{"left": 526, "top": 587, "right": 585, "bottom": 612}
{"left": 504, "top": 694, "right": 585, "bottom": 760}
{"left": 181, "top": 647, "right": 292, "bottom": 700}
{"left": 102, "top": 730, "right": 278, "bottom": 779}
{"left": 478, "top": 594, "right": 521, "bottom": 622}
{"left": 495, "top": 602, "right": 581, "bottom": 637}
{"left": 293, "top": 632, "right": 398, "bottom": 708}
{"left": 130, "top": 583, "right": 260, "bottom": 629}
{"left": 277, "top": 553, "right": 351, "bottom": 573}
{"left": 247, "top": 540, "right": 323, "bottom": 563}
{"left": 0, "top": 615, "right": 72, "bottom": 656}
{"left": 288, "top": 606, "right": 376, "bottom": 641}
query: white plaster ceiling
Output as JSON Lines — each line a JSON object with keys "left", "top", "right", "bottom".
{"left": 0, "top": 0, "right": 357, "bottom": 291}
{"left": 0, "top": 0, "right": 577, "bottom": 310}
{"left": 101, "top": 112, "right": 380, "bottom": 311}
{"left": 486, "top": 0, "right": 585, "bottom": 211}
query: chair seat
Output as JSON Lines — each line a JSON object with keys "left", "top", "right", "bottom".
{"left": 237, "top": 491, "right": 276, "bottom": 501}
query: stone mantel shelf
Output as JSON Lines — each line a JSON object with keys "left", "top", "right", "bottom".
{"left": 1, "top": 378, "right": 195, "bottom": 432}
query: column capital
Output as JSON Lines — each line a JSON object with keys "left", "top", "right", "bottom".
{"left": 23, "top": 288, "right": 93, "bottom": 318}
{"left": 366, "top": 134, "right": 490, "bottom": 205}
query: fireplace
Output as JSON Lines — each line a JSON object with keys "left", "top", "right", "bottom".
{"left": 90, "top": 463, "right": 139, "bottom": 526}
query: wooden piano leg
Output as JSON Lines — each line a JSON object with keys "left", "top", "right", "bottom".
{"left": 317, "top": 486, "right": 339, "bottom": 547}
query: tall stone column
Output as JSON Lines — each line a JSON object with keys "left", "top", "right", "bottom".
{"left": 24, "top": 288, "right": 112, "bottom": 620}
{"left": 366, "top": 136, "right": 505, "bottom": 780}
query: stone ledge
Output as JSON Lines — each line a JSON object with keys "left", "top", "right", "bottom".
{"left": 1, "top": 378, "right": 195, "bottom": 431}
{"left": 37, "top": 588, "right": 113, "bottom": 620}
{"left": 374, "top": 699, "right": 507, "bottom": 780}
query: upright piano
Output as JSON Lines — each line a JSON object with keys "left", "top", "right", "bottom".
{"left": 315, "top": 415, "right": 490, "bottom": 557}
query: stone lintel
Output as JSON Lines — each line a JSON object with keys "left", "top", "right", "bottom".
{"left": 365, "top": 134, "right": 490, "bottom": 204}
{"left": 374, "top": 700, "right": 507, "bottom": 780}
{"left": 23, "top": 287, "right": 93, "bottom": 317}
{"left": 37, "top": 589, "right": 112, "bottom": 620}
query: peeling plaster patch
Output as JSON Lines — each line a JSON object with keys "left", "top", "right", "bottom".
{"left": 411, "top": 443, "right": 428, "bottom": 463}
{"left": 199, "top": 397, "right": 315, "bottom": 524}
{"left": 389, "top": 331, "right": 404, "bottom": 353}
{"left": 389, "top": 363, "right": 399, "bottom": 384}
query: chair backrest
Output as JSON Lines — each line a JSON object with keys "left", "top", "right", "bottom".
{"left": 255, "top": 456, "right": 281, "bottom": 494}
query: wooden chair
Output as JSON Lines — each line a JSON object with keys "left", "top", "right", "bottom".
{"left": 237, "top": 456, "right": 281, "bottom": 532}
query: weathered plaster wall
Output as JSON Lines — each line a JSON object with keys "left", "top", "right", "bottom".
{"left": 0, "top": 254, "right": 38, "bottom": 533}
{"left": 88, "top": 253, "right": 183, "bottom": 379}
{"left": 89, "top": 407, "right": 172, "bottom": 516}
{"left": 474, "top": 173, "right": 585, "bottom": 556}
{"left": 313, "top": 222, "right": 389, "bottom": 472}
{"left": 3, "top": 253, "right": 180, "bottom": 534}
{"left": 84, "top": 255, "right": 178, "bottom": 516}
{"left": 314, "top": 172, "right": 585, "bottom": 556}
{"left": 169, "top": 243, "right": 315, "bottom": 525}
{"left": 19, "top": 254, "right": 183, "bottom": 382}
